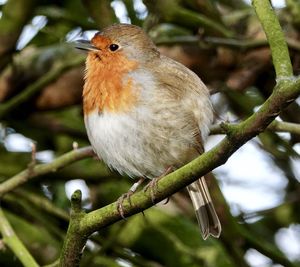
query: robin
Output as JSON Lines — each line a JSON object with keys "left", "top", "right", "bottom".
{"left": 75, "top": 23, "right": 221, "bottom": 239}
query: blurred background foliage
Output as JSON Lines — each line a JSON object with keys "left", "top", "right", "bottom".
{"left": 0, "top": 0, "right": 300, "bottom": 266}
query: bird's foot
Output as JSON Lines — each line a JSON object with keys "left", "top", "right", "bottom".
{"left": 117, "top": 190, "right": 134, "bottom": 219}
{"left": 143, "top": 166, "right": 173, "bottom": 203}
{"left": 143, "top": 178, "right": 159, "bottom": 203}
{"left": 116, "top": 177, "right": 145, "bottom": 219}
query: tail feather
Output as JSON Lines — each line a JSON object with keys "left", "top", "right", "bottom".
{"left": 187, "top": 177, "right": 221, "bottom": 240}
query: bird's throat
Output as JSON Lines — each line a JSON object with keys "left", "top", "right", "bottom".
{"left": 83, "top": 53, "right": 139, "bottom": 114}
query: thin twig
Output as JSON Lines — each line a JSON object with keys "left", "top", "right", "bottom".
{"left": 15, "top": 189, "right": 69, "bottom": 221}
{"left": 27, "top": 142, "right": 37, "bottom": 175}
{"left": 210, "top": 120, "right": 300, "bottom": 136}
{"left": 203, "top": 36, "right": 300, "bottom": 51}
{"left": 268, "top": 120, "right": 300, "bottom": 136}
{"left": 0, "top": 146, "right": 94, "bottom": 197}
{"left": 43, "top": 259, "right": 59, "bottom": 267}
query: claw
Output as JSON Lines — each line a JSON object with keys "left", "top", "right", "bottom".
{"left": 117, "top": 191, "right": 134, "bottom": 219}
{"left": 163, "top": 197, "right": 170, "bottom": 205}
{"left": 143, "top": 166, "right": 173, "bottom": 203}
{"left": 116, "top": 177, "right": 145, "bottom": 219}
{"left": 143, "top": 178, "right": 159, "bottom": 203}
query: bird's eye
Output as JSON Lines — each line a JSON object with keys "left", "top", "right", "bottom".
{"left": 109, "top": 44, "right": 119, "bottom": 52}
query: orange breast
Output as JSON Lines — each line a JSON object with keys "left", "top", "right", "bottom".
{"left": 83, "top": 49, "right": 139, "bottom": 114}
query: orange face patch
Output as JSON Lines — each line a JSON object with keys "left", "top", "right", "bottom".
{"left": 91, "top": 34, "right": 112, "bottom": 50}
{"left": 83, "top": 35, "right": 139, "bottom": 114}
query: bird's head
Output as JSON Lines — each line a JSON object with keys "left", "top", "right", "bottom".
{"left": 75, "top": 24, "right": 159, "bottom": 64}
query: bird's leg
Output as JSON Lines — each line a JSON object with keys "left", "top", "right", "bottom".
{"left": 143, "top": 166, "right": 173, "bottom": 203}
{"left": 117, "top": 177, "right": 145, "bottom": 219}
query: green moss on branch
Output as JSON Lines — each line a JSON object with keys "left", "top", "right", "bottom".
{"left": 0, "top": 147, "right": 94, "bottom": 197}
{"left": 252, "top": 0, "right": 293, "bottom": 79}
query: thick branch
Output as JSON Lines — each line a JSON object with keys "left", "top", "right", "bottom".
{"left": 241, "top": 228, "right": 297, "bottom": 267}
{"left": 0, "top": 208, "right": 39, "bottom": 267}
{"left": 59, "top": 191, "right": 87, "bottom": 267}
{"left": 252, "top": 0, "right": 293, "bottom": 78}
{"left": 0, "top": 147, "right": 94, "bottom": 197}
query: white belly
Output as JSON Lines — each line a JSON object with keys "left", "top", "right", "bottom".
{"left": 84, "top": 108, "right": 199, "bottom": 178}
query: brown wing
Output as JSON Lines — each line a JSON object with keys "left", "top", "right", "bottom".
{"left": 149, "top": 54, "right": 213, "bottom": 152}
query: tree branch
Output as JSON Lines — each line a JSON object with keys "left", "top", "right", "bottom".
{"left": 15, "top": 189, "right": 69, "bottom": 221}
{"left": 155, "top": 36, "right": 300, "bottom": 52}
{"left": 144, "top": 0, "right": 233, "bottom": 37}
{"left": 0, "top": 208, "right": 39, "bottom": 267}
{"left": 210, "top": 120, "right": 300, "bottom": 136}
{"left": 204, "top": 36, "right": 300, "bottom": 51}
{"left": 0, "top": 146, "right": 94, "bottom": 197}
{"left": 241, "top": 228, "right": 297, "bottom": 267}
{"left": 59, "top": 1, "right": 300, "bottom": 265}
{"left": 252, "top": 0, "right": 293, "bottom": 79}
{"left": 0, "top": 55, "right": 84, "bottom": 119}
{"left": 267, "top": 120, "right": 300, "bottom": 136}
{"left": 59, "top": 190, "right": 87, "bottom": 267}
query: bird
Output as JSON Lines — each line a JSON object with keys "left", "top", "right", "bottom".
{"left": 75, "top": 23, "right": 221, "bottom": 240}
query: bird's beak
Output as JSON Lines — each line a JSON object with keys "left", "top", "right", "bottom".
{"left": 73, "top": 39, "right": 99, "bottom": 52}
